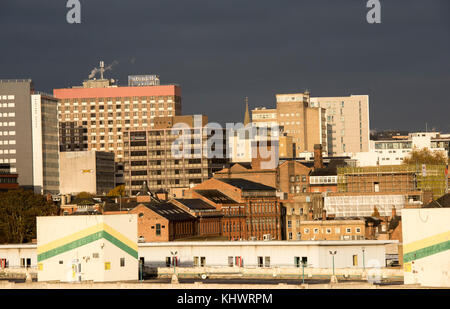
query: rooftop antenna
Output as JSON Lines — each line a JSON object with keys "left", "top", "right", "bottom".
{"left": 99, "top": 61, "right": 105, "bottom": 80}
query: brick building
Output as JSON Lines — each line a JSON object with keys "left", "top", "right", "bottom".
{"left": 188, "top": 177, "right": 284, "bottom": 240}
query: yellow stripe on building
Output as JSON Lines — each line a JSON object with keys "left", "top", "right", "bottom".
{"left": 103, "top": 223, "right": 138, "bottom": 251}
{"left": 37, "top": 223, "right": 137, "bottom": 254}
{"left": 403, "top": 230, "right": 450, "bottom": 254}
{"left": 37, "top": 223, "right": 103, "bottom": 254}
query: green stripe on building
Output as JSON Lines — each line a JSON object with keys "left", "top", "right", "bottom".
{"left": 403, "top": 240, "right": 450, "bottom": 263}
{"left": 38, "top": 231, "right": 138, "bottom": 262}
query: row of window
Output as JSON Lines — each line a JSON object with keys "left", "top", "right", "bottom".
{"left": 303, "top": 227, "right": 362, "bottom": 234}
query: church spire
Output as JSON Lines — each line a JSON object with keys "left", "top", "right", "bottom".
{"left": 244, "top": 96, "right": 250, "bottom": 126}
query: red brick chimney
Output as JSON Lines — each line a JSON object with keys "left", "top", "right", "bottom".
{"left": 391, "top": 206, "right": 397, "bottom": 219}
{"left": 314, "top": 144, "right": 323, "bottom": 169}
{"left": 322, "top": 209, "right": 327, "bottom": 221}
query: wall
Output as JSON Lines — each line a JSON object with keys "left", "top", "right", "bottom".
{"left": 36, "top": 215, "right": 138, "bottom": 282}
{"left": 402, "top": 208, "right": 450, "bottom": 287}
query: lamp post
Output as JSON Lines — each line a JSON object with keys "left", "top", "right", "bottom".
{"left": 301, "top": 261, "right": 307, "bottom": 284}
{"left": 139, "top": 259, "right": 143, "bottom": 282}
{"left": 361, "top": 247, "right": 367, "bottom": 280}
{"left": 170, "top": 251, "right": 178, "bottom": 275}
{"left": 329, "top": 250, "right": 337, "bottom": 283}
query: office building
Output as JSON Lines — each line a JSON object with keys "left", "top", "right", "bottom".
{"left": 310, "top": 95, "right": 370, "bottom": 155}
{"left": 123, "top": 115, "right": 228, "bottom": 195}
{"left": 0, "top": 79, "right": 59, "bottom": 194}
{"left": 252, "top": 91, "right": 327, "bottom": 156}
{"left": 59, "top": 150, "right": 115, "bottom": 195}
{"left": 54, "top": 75, "right": 182, "bottom": 185}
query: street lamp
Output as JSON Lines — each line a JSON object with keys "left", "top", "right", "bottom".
{"left": 329, "top": 250, "right": 337, "bottom": 283}
{"left": 362, "top": 247, "right": 366, "bottom": 271}
{"left": 170, "top": 251, "right": 178, "bottom": 276}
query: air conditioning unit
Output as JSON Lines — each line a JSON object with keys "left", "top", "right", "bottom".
{"left": 263, "top": 234, "right": 271, "bottom": 241}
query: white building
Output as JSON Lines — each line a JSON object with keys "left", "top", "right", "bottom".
{"left": 36, "top": 215, "right": 138, "bottom": 282}
{"left": 352, "top": 132, "right": 450, "bottom": 167}
{"left": 402, "top": 207, "right": 450, "bottom": 287}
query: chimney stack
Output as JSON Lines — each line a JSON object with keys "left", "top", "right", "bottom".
{"left": 322, "top": 209, "right": 327, "bottom": 221}
{"left": 308, "top": 208, "right": 313, "bottom": 220}
{"left": 314, "top": 144, "right": 323, "bottom": 169}
{"left": 391, "top": 206, "right": 397, "bottom": 219}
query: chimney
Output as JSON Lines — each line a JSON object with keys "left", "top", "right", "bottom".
{"left": 391, "top": 206, "right": 397, "bottom": 219}
{"left": 308, "top": 208, "right": 313, "bottom": 220}
{"left": 322, "top": 209, "right": 327, "bottom": 221}
{"left": 368, "top": 222, "right": 374, "bottom": 239}
{"left": 61, "top": 195, "right": 66, "bottom": 206}
{"left": 314, "top": 144, "right": 323, "bottom": 169}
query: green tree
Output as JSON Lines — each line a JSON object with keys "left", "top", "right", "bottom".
{"left": 75, "top": 191, "right": 95, "bottom": 200}
{"left": 0, "top": 189, "right": 58, "bottom": 244}
{"left": 107, "top": 185, "right": 125, "bottom": 197}
{"left": 403, "top": 148, "right": 448, "bottom": 165}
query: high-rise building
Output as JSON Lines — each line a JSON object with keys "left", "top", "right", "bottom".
{"left": 123, "top": 115, "right": 229, "bottom": 196}
{"left": 0, "top": 79, "right": 59, "bottom": 194}
{"left": 252, "top": 91, "right": 327, "bottom": 157}
{"left": 309, "top": 95, "right": 370, "bottom": 155}
{"left": 54, "top": 77, "right": 182, "bottom": 185}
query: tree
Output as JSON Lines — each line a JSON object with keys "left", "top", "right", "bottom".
{"left": 0, "top": 189, "right": 58, "bottom": 244}
{"left": 75, "top": 191, "right": 95, "bottom": 200}
{"left": 403, "top": 148, "right": 448, "bottom": 165}
{"left": 107, "top": 185, "right": 125, "bottom": 197}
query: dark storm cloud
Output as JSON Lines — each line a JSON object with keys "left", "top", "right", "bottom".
{"left": 0, "top": 0, "right": 449, "bottom": 131}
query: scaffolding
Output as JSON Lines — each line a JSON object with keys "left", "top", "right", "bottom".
{"left": 337, "top": 164, "right": 447, "bottom": 200}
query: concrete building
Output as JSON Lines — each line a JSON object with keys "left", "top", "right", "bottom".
{"left": 353, "top": 132, "right": 450, "bottom": 166}
{"left": 36, "top": 214, "right": 138, "bottom": 282}
{"left": 123, "top": 115, "right": 228, "bottom": 195}
{"left": 252, "top": 91, "right": 327, "bottom": 156}
{"left": 54, "top": 75, "right": 182, "bottom": 185}
{"left": 0, "top": 164, "right": 19, "bottom": 191}
{"left": 1, "top": 240, "right": 397, "bottom": 270}
{"left": 402, "top": 197, "right": 450, "bottom": 287}
{"left": 59, "top": 150, "right": 115, "bottom": 195}
{"left": 310, "top": 95, "right": 370, "bottom": 155}
{"left": 0, "top": 79, "right": 59, "bottom": 194}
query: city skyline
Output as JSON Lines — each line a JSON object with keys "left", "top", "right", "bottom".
{"left": 0, "top": 1, "right": 449, "bottom": 132}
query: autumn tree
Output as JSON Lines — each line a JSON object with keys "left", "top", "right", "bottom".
{"left": 403, "top": 148, "right": 448, "bottom": 165}
{"left": 0, "top": 189, "right": 58, "bottom": 244}
{"left": 107, "top": 185, "right": 125, "bottom": 197}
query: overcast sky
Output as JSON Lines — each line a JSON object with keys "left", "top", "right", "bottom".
{"left": 0, "top": 0, "right": 449, "bottom": 132}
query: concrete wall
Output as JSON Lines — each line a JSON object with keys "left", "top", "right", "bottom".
{"left": 402, "top": 208, "right": 450, "bottom": 287}
{"left": 36, "top": 215, "right": 138, "bottom": 282}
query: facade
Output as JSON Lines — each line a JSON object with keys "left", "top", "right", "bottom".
{"left": 123, "top": 115, "right": 228, "bottom": 195}
{"left": 189, "top": 178, "right": 284, "bottom": 240}
{"left": 299, "top": 218, "right": 368, "bottom": 241}
{"left": 59, "top": 121, "right": 88, "bottom": 152}
{"left": 54, "top": 78, "right": 182, "bottom": 185}
{"left": 337, "top": 164, "right": 447, "bottom": 199}
{"left": 129, "top": 203, "right": 196, "bottom": 242}
{"left": 402, "top": 206, "right": 450, "bottom": 287}
{"left": 252, "top": 91, "right": 327, "bottom": 155}
{"left": 59, "top": 150, "right": 115, "bottom": 195}
{"left": 0, "top": 164, "right": 19, "bottom": 191}
{"left": 0, "top": 240, "right": 398, "bottom": 270}
{"left": 36, "top": 214, "right": 138, "bottom": 282}
{"left": 309, "top": 95, "right": 370, "bottom": 155}
{"left": 0, "top": 79, "right": 59, "bottom": 194}
{"left": 354, "top": 132, "right": 450, "bottom": 166}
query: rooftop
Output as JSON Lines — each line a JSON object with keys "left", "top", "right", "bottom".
{"left": 173, "top": 199, "right": 217, "bottom": 210}
{"left": 217, "top": 178, "right": 276, "bottom": 191}
{"left": 140, "top": 202, "right": 195, "bottom": 221}
{"left": 194, "top": 189, "right": 239, "bottom": 204}
{"left": 423, "top": 193, "right": 450, "bottom": 208}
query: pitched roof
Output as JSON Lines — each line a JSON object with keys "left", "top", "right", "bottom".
{"left": 140, "top": 202, "right": 196, "bottom": 221}
{"left": 194, "top": 189, "right": 239, "bottom": 204}
{"left": 423, "top": 193, "right": 450, "bottom": 208}
{"left": 174, "top": 199, "right": 217, "bottom": 210}
{"left": 217, "top": 178, "right": 276, "bottom": 191}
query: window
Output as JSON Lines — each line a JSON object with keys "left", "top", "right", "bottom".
{"left": 156, "top": 223, "right": 161, "bottom": 236}
{"left": 228, "top": 256, "right": 234, "bottom": 267}
{"left": 120, "top": 258, "right": 125, "bottom": 267}
{"left": 257, "top": 256, "right": 263, "bottom": 267}
{"left": 264, "top": 256, "right": 270, "bottom": 268}
{"left": 287, "top": 220, "right": 292, "bottom": 228}
{"left": 326, "top": 228, "right": 331, "bottom": 234}
{"left": 346, "top": 228, "right": 351, "bottom": 233}
{"left": 314, "top": 228, "right": 319, "bottom": 234}
{"left": 165, "top": 257, "right": 171, "bottom": 267}
{"left": 289, "top": 232, "right": 292, "bottom": 239}
{"left": 352, "top": 255, "right": 358, "bottom": 266}
{"left": 304, "top": 228, "right": 310, "bottom": 234}
{"left": 356, "top": 227, "right": 361, "bottom": 233}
